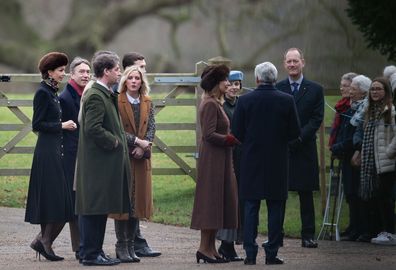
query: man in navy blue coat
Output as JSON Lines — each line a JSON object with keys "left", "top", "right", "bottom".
{"left": 276, "top": 48, "right": 324, "bottom": 248}
{"left": 59, "top": 57, "right": 91, "bottom": 260}
{"left": 232, "top": 62, "right": 300, "bottom": 265}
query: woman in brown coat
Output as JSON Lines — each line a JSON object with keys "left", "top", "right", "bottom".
{"left": 115, "top": 65, "right": 155, "bottom": 262}
{"left": 191, "top": 64, "right": 240, "bottom": 263}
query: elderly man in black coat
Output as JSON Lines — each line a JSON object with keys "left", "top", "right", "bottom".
{"left": 232, "top": 62, "right": 300, "bottom": 265}
{"left": 59, "top": 57, "right": 91, "bottom": 260}
{"left": 276, "top": 48, "right": 324, "bottom": 248}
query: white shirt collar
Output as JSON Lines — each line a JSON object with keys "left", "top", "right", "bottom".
{"left": 288, "top": 75, "right": 303, "bottom": 86}
{"left": 96, "top": 80, "right": 112, "bottom": 92}
{"left": 126, "top": 92, "right": 140, "bottom": 104}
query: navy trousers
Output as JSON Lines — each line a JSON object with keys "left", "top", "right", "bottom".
{"left": 79, "top": 214, "right": 107, "bottom": 260}
{"left": 243, "top": 199, "right": 285, "bottom": 260}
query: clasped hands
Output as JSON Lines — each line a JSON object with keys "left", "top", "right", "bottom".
{"left": 133, "top": 137, "right": 152, "bottom": 159}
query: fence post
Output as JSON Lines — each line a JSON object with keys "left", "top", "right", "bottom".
{"left": 319, "top": 122, "right": 327, "bottom": 215}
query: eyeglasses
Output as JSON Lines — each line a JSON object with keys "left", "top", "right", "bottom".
{"left": 370, "top": 87, "right": 384, "bottom": 92}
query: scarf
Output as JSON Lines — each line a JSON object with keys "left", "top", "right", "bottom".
{"left": 69, "top": 79, "right": 84, "bottom": 96}
{"left": 43, "top": 77, "right": 59, "bottom": 92}
{"left": 359, "top": 102, "right": 383, "bottom": 200}
{"left": 328, "top": 97, "right": 350, "bottom": 148}
{"left": 350, "top": 98, "right": 368, "bottom": 127}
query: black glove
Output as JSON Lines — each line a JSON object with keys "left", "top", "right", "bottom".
{"left": 289, "top": 137, "right": 302, "bottom": 151}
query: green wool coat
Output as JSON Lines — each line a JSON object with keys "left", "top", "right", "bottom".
{"left": 75, "top": 82, "right": 132, "bottom": 215}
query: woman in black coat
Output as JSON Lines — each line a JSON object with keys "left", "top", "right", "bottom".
{"left": 24, "top": 52, "right": 77, "bottom": 261}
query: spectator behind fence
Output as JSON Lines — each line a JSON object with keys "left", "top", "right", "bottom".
{"left": 330, "top": 74, "right": 369, "bottom": 241}
{"left": 25, "top": 52, "right": 76, "bottom": 261}
{"left": 59, "top": 57, "right": 91, "bottom": 260}
{"left": 357, "top": 77, "right": 396, "bottom": 245}
{"left": 216, "top": 70, "right": 244, "bottom": 262}
{"left": 75, "top": 51, "right": 131, "bottom": 266}
{"left": 276, "top": 47, "right": 324, "bottom": 248}
{"left": 191, "top": 64, "right": 239, "bottom": 264}
{"left": 232, "top": 62, "right": 300, "bottom": 265}
{"left": 112, "top": 64, "right": 156, "bottom": 263}
{"left": 328, "top": 72, "right": 357, "bottom": 149}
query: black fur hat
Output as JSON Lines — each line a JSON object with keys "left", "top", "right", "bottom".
{"left": 38, "top": 52, "right": 69, "bottom": 78}
{"left": 200, "top": 64, "right": 230, "bottom": 92}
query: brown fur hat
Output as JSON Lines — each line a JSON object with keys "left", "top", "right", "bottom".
{"left": 38, "top": 52, "right": 69, "bottom": 78}
{"left": 200, "top": 64, "right": 230, "bottom": 92}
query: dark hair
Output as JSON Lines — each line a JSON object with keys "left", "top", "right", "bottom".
{"left": 122, "top": 52, "right": 145, "bottom": 69}
{"left": 366, "top": 77, "right": 393, "bottom": 124}
{"left": 92, "top": 52, "right": 119, "bottom": 78}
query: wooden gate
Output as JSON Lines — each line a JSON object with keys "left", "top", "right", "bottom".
{"left": 0, "top": 61, "right": 208, "bottom": 181}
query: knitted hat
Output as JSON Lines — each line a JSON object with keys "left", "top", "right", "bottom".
{"left": 38, "top": 52, "right": 69, "bottom": 78}
{"left": 200, "top": 64, "right": 230, "bottom": 92}
{"left": 228, "top": 70, "right": 243, "bottom": 82}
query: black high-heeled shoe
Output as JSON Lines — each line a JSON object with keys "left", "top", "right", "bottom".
{"left": 36, "top": 241, "right": 64, "bottom": 261}
{"left": 196, "top": 251, "right": 218, "bottom": 264}
{"left": 30, "top": 240, "right": 43, "bottom": 260}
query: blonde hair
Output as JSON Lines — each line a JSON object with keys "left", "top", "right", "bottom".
{"left": 118, "top": 65, "right": 150, "bottom": 96}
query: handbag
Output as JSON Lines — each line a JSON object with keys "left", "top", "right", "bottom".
{"left": 128, "top": 145, "right": 151, "bottom": 159}
{"left": 350, "top": 150, "right": 361, "bottom": 167}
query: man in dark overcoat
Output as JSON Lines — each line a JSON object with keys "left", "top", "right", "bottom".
{"left": 59, "top": 57, "right": 91, "bottom": 259}
{"left": 276, "top": 48, "right": 324, "bottom": 248}
{"left": 75, "top": 51, "right": 132, "bottom": 266}
{"left": 232, "top": 62, "right": 300, "bottom": 265}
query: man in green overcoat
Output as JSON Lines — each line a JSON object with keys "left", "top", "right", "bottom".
{"left": 75, "top": 51, "right": 132, "bottom": 266}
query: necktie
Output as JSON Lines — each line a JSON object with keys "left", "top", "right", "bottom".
{"left": 291, "top": 82, "right": 299, "bottom": 97}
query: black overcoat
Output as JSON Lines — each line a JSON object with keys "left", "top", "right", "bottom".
{"left": 276, "top": 78, "right": 324, "bottom": 191}
{"left": 25, "top": 81, "right": 74, "bottom": 224}
{"left": 232, "top": 84, "right": 300, "bottom": 200}
{"left": 59, "top": 83, "right": 81, "bottom": 213}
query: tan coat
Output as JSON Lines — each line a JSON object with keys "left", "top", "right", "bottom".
{"left": 190, "top": 96, "right": 238, "bottom": 230}
{"left": 118, "top": 92, "right": 154, "bottom": 219}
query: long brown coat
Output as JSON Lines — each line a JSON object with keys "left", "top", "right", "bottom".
{"left": 191, "top": 96, "right": 238, "bottom": 230}
{"left": 118, "top": 92, "right": 154, "bottom": 219}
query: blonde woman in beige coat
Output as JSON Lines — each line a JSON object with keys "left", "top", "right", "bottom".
{"left": 114, "top": 65, "right": 156, "bottom": 262}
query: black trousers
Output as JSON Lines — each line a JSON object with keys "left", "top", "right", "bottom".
{"left": 243, "top": 199, "right": 284, "bottom": 259}
{"left": 79, "top": 214, "right": 107, "bottom": 260}
{"left": 297, "top": 191, "right": 316, "bottom": 239}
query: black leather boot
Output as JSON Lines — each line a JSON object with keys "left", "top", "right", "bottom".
{"left": 126, "top": 218, "right": 140, "bottom": 262}
{"left": 115, "top": 220, "right": 135, "bottom": 263}
{"left": 218, "top": 241, "right": 243, "bottom": 262}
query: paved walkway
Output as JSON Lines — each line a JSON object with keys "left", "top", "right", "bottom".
{"left": 0, "top": 207, "right": 395, "bottom": 270}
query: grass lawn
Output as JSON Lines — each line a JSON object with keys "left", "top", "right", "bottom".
{"left": 0, "top": 91, "right": 349, "bottom": 238}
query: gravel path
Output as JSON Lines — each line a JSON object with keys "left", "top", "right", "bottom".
{"left": 0, "top": 207, "right": 395, "bottom": 270}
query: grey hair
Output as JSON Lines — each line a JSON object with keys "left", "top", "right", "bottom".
{"left": 341, "top": 72, "right": 358, "bottom": 82}
{"left": 69, "top": 57, "right": 90, "bottom": 74}
{"left": 383, "top": 65, "right": 396, "bottom": 79}
{"left": 255, "top": 62, "right": 278, "bottom": 84}
{"left": 351, "top": 75, "right": 372, "bottom": 93}
{"left": 390, "top": 73, "right": 396, "bottom": 91}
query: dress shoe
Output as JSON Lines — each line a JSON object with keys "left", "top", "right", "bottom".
{"left": 36, "top": 241, "right": 64, "bottom": 261}
{"left": 301, "top": 238, "right": 318, "bottom": 248}
{"left": 262, "top": 239, "right": 284, "bottom": 248}
{"left": 196, "top": 251, "right": 220, "bottom": 263}
{"left": 244, "top": 257, "right": 256, "bottom": 265}
{"left": 82, "top": 254, "right": 120, "bottom": 266}
{"left": 356, "top": 234, "right": 372, "bottom": 243}
{"left": 265, "top": 257, "right": 284, "bottom": 265}
{"left": 135, "top": 246, "right": 161, "bottom": 257}
{"left": 75, "top": 251, "right": 80, "bottom": 260}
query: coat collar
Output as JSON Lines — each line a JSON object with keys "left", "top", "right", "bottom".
{"left": 256, "top": 83, "right": 276, "bottom": 91}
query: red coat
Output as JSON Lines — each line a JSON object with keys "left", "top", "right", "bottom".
{"left": 191, "top": 96, "right": 238, "bottom": 230}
